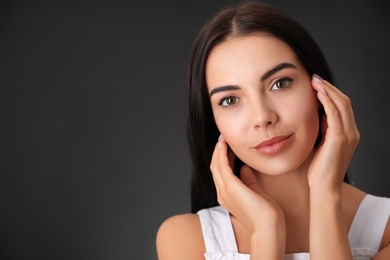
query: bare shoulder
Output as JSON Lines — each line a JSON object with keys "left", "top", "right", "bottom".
{"left": 341, "top": 182, "right": 367, "bottom": 209}
{"left": 156, "top": 213, "right": 205, "bottom": 260}
{"left": 341, "top": 183, "right": 366, "bottom": 215}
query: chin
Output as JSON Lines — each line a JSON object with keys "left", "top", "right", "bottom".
{"left": 244, "top": 153, "right": 310, "bottom": 177}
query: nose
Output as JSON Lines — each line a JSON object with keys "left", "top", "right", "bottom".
{"left": 249, "top": 98, "right": 277, "bottom": 129}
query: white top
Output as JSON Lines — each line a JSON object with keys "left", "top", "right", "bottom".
{"left": 197, "top": 194, "right": 390, "bottom": 260}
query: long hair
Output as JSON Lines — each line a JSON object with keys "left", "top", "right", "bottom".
{"left": 187, "top": 1, "right": 349, "bottom": 213}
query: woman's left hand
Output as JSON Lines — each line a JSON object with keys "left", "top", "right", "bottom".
{"left": 308, "top": 75, "right": 360, "bottom": 192}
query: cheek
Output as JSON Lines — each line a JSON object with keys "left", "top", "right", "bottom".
{"left": 282, "top": 87, "right": 319, "bottom": 135}
{"left": 215, "top": 115, "right": 241, "bottom": 140}
{"left": 214, "top": 112, "right": 247, "bottom": 151}
{"left": 297, "top": 91, "right": 320, "bottom": 137}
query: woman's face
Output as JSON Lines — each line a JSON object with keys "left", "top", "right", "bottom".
{"left": 206, "top": 34, "right": 320, "bottom": 176}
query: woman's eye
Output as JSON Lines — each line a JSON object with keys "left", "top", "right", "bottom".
{"left": 271, "top": 78, "right": 293, "bottom": 90}
{"left": 219, "top": 96, "right": 239, "bottom": 107}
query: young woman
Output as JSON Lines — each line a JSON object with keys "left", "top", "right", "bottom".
{"left": 156, "top": 1, "right": 390, "bottom": 259}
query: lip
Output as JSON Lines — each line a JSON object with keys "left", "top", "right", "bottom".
{"left": 255, "top": 134, "right": 293, "bottom": 156}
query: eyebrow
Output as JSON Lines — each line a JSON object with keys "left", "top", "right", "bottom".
{"left": 209, "top": 85, "right": 241, "bottom": 97}
{"left": 209, "top": 62, "right": 297, "bottom": 97}
{"left": 260, "top": 62, "right": 297, "bottom": 82}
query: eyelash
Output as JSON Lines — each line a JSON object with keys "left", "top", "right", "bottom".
{"left": 218, "top": 96, "right": 240, "bottom": 107}
{"left": 217, "top": 77, "right": 294, "bottom": 108}
{"left": 271, "top": 77, "right": 294, "bottom": 90}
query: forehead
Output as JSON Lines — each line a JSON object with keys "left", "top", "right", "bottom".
{"left": 205, "top": 34, "right": 301, "bottom": 86}
{"left": 208, "top": 34, "right": 297, "bottom": 64}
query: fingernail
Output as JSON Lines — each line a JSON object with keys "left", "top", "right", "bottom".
{"left": 313, "top": 74, "right": 323, "bottom": 84}
{"left": 218, "top": 134, "right": 222, "bottom": 149}
{"left": 319, "top": 87, "right": 327, "bottom": 96}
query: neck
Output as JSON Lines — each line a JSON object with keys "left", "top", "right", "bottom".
{"left": 255, "top": 153, "right": 313, "bottom": 215}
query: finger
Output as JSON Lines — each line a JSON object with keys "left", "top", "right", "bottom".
{"left": 320, "top": 79, "right": 357, "bottom": 128}
{"left": 210, "top": 136, "right": 225, "bottom": 191}
{"left": 312, "top": 75, "right": 357, "bottom": 132}
{"left": 218, "top": 136, "right": 237, "bottom": 180}
{"left": 214, "top": 136, "right": 245, "bottom": 208}
{"left": 312, "top": 76, "right": 355, "bottom": 135}
{"left": 313, "top": 80, "right": 344, "bottom": 136}
{"left": 312, "top": 76, "right": 360, "bottom": 155}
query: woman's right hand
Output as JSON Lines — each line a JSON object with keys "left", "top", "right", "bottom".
{"left": 210, "top": 135, "right": 286, "bottom": 258}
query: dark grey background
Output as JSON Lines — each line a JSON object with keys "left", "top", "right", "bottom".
{"left": 1, "top": 0, "right": 389, "bottom": 259}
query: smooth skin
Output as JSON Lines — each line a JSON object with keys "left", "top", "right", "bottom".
{"left": 156, "top": 34, "right": 390, "bottom": 259}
